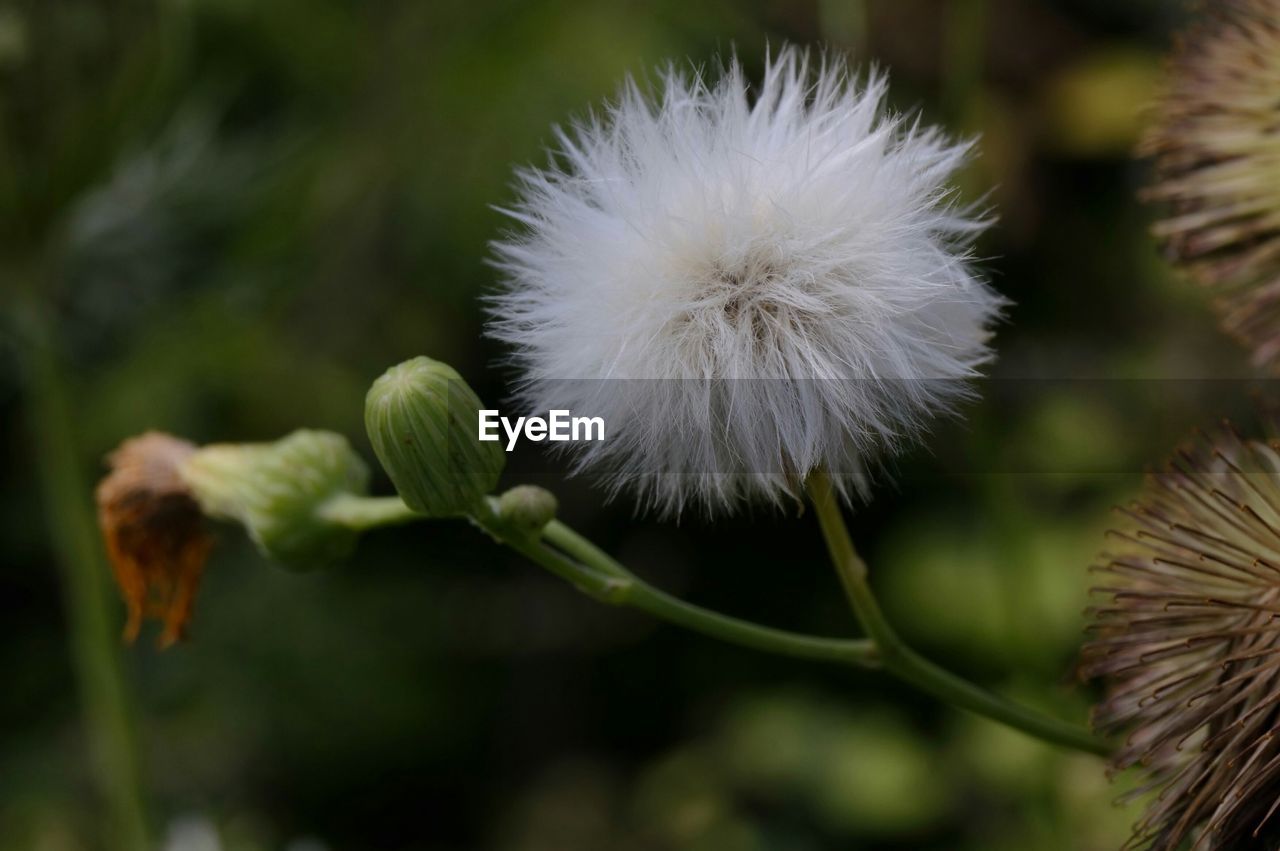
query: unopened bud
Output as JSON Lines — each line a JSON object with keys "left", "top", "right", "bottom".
{"left": 496, "top": 485, "right": 558, "bottom": 537}
{"left": 180, "top": 429, "right": 368, "bottom": 569}
{"left": 364, "top": 356, "right": 504, "bottom": 517}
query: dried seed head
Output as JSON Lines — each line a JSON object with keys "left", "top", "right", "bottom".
{"left": 1081, "top": 423, "right": 1280, "bottom": 849}
{"left": 95, "top": 432, "right": 213, "bottom": 648}
{"left": 1141, "top": 0, "right": 1280, "bottom": 370}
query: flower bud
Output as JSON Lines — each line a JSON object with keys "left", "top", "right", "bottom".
{"left": 180, "top": 429, "right": 369, "bottom": 569}
{"left": 364, "top": 356, "right": 504, "bottom": 517}
{"left": 496, "top": 485, "right": 558, "bottom": 537}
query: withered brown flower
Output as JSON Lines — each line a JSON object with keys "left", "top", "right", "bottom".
{"left": 1140, "top": 0, "right": 1280, "bottom": 370}
{"left": 95, "top": 432, "right": 213, "bottom": 648}
{"left": 1082, "top": 424, "right": 1280, "bottom": 850}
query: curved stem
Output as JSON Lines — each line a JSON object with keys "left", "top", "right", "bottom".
{"left": 471, "top": 500, "right": 878, "bottom": 669}
{"left": 314, "top": 489, "right": 1102, "bottom": 752}
{"left": 319, "top": 493, "right": 421, "bottom": 530}
{"left": 542, "top": 519, "right": 632, "bottom": 578}
{"left": 806, "top": 469, "right": 1109, "bottom": 757}
{"left": 618, "top": 579, "right": 879, "bottom": 667}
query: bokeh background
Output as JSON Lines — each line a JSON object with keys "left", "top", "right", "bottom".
{"left": 0, "top": 1, "right": 1262, "bottom": 849}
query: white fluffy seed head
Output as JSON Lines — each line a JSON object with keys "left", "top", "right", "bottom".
{"left": 489, "top": 47, "right": 1004, "bottom": 516}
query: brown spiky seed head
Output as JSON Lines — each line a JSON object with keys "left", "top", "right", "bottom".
{"left": 1082, "top": 422, "right": 1280, "bottom": 850}
{"left": 1141, "top": 0, "right": 1280, "bottom": 370}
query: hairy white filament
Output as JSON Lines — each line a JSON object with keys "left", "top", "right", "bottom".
{"left": 490, "top": 48, "right": 1004, "bottom": 515}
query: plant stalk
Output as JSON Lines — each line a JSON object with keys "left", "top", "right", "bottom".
{"left": 319, "top": 493, "right": 421, "bottom": 530}
{"left": 805, "top": 469, "right": 1109, "bottom": 756}
{"left": 24, "top": 320, "right": 151, "bottom": 849}
{"left": 312, "top": 488, "right": 1103, "bottom": 754}
{"left": 472, "top": 499, "right": 879, "bottom": 668}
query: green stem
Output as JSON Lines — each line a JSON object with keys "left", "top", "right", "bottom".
{"left": 805, "top": 470, "right": 1109, "bottom": 757}
{"left": 319, "top": 493, "right": 421, "bottom": 530}
{"left": 542, "top": 519, "right": 632, "bottom": 579}
{"left": 472, "top": 499, "right": 878, "bottom": 668}
{"left": 24, "top": 317, "right": 151, "bottom": 849}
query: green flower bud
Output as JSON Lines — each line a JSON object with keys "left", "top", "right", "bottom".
{"left": 180, "top": 429, "right": 368, "bottom": 569}
{"left": 496, "top": 485, "right": 558, "bottom": 537}
{"left": 364, "top": 356, "right": 504, "bottom": 517}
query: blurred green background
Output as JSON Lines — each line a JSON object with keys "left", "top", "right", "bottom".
{"left": 0, "top": 1, "right": 1258, "bottom": 849}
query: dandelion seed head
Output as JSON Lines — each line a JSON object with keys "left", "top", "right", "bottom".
{"left": 489, "top": 48, "right": 1003, "bottom": 514}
